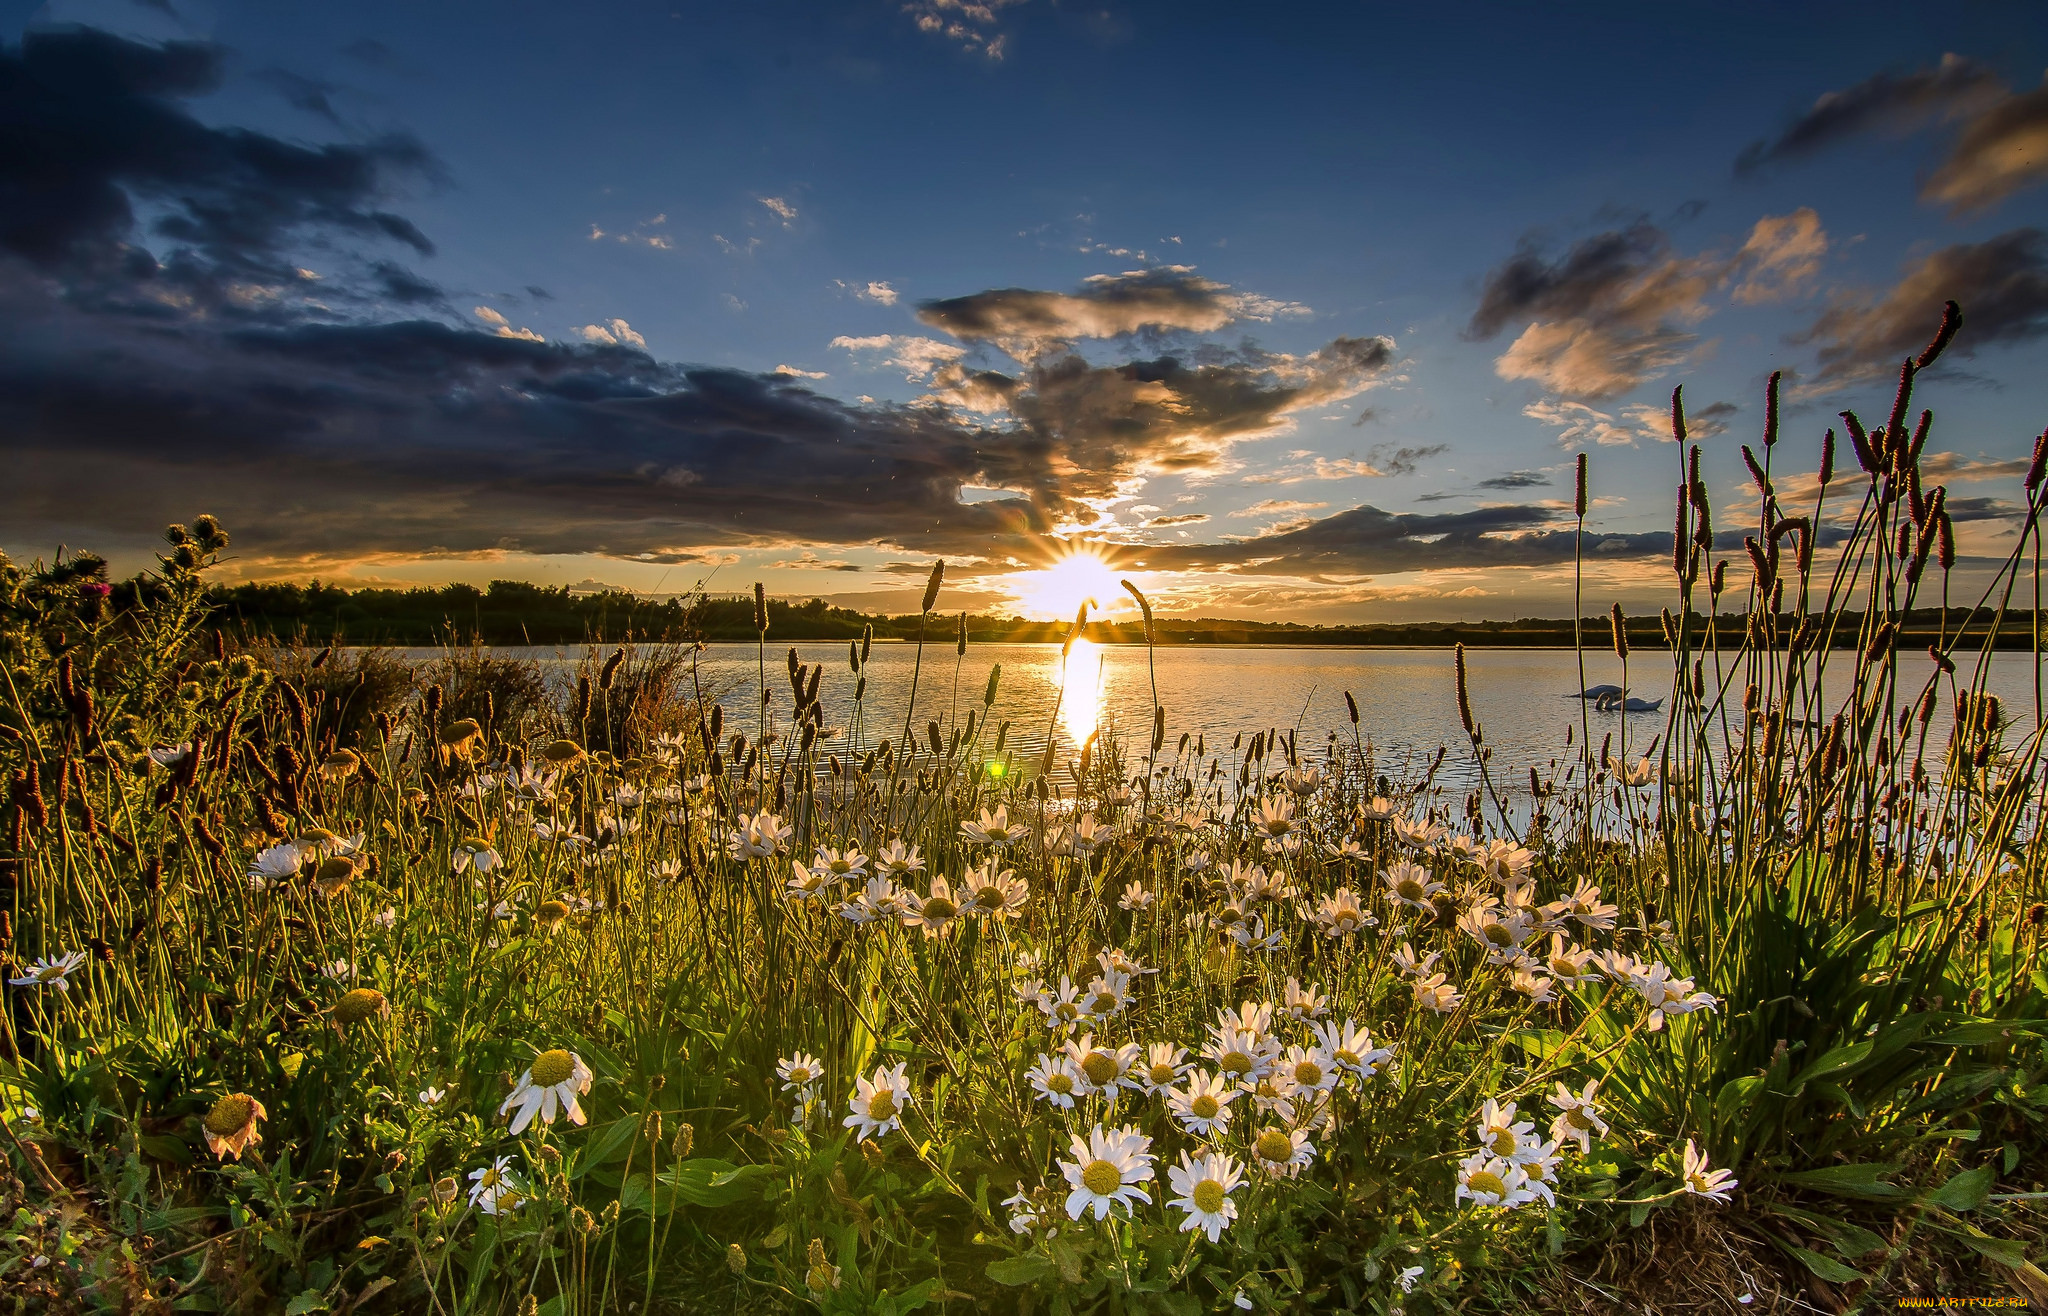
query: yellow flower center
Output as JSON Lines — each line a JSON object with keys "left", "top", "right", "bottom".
{"left": 1081, "top": 1159, "right": 1122, "bottom": 1196}
{"left": 1045, "top": 1073, "right": 1075, "bottom": 1095}
{"left": 1551, "top": 958, "right": 1577, "bottom": 977}
{"left": 1397, "top": 878, "right": 1425, "bottom": 902}
{"left": 205, "top": 1093, "right": 256, "bottom": 1136}
{"left": 1089, "top": 993, "right": 1119, "bottom": 1014}
{"left": 921, "top": 897, "right": 957, "bottom": 921}
{"left": 1566, "top": 1107, "right": 1595, "bottom": 1130}
{"left": 789, "top": 1067, "right": 813, "bottom": 1085}
{"left": 1467, "top": 1169, "right": 1507, "bottom": 1197}
{"left": 334, "top": 988, "right": 386, "bottom": 1025}
{"left": 537, "top": 900, "right": 570, "bottom": 926}
{"left": 1337, "top": 1049, "right": 1360, "bottom": 1068}
{"left": 1081, "top": 1053, "right": 1117, "bottom": 1086}
{"left": 1148, "top": 1064, "right": 1176, "bottom": 1086}
{"left": 1294, "top": 1062, "right": 1323, "bottom": 1087}
{"left": 1190, "top": 1094, "right": 1221, "bottom": 1119}
{"left": 1483, "top": 923, "right": 1514, "bottom": 946}
{"left": 1220, "top": 1052, "right": 1253, "bottom": 1077}
{"left": 865, "top": 1090, "right": 898, "bottom": 1121}
{"left": 530, "top": 1049, "right": 576, "bottom": 1087}
{"left": 1215, "top": 908, "right": 1243, "bottom": 927}
{"left": 1191, "top": 1179, "right": 1227, "bottom": 1214}
{"left": 972, "top": 887, "right": 1005, "bottom": 910}
{"left": 1254, "top": 1131, "right": 1292, "bottom": 1164}
{"left": 1489, "top": 1129, "right": 1518, "bottom": 1157}
{"left": 1055, "top": 1003, "right": 1080, "bottom": 1022}
{"left": 542, "top": 739, "right": 584, "bottom": 764}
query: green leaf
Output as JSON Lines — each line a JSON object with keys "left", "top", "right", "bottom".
{"left": 569, "top": 1115, "right": 639, "bottom": 1177}
{"left": 138, "top": 1134, "right": 192, "bottom": 1165}
{"left": 282, "top": 1292, "right": 329, "bottom": 1316}
{"left": 1627, "top": 1201, "right": 1651, "bottom": 1229}
{"left": 1925, "top": 1165, "right": 1995, "bottom": 1212}
{"left": 1787, "top": 1247, "right": 1867, "bottom": 1284}
{"left": 985, "top": 1255, "right": 1057, "bottom": 1286}
{"left": 1928, "top": 1020, "right": 2044, "bottom": 1047}
{"left": 659, "top": 1158, "right": 775, "bottom": 1207}
{"left": 1953, "top": 1230, "right": 2029, "bottom": 1268}
{"left": 1776, "top": 1162, "right": 1904, "bottom": 1199}
{"left": 1793, "top": 1040, "right": 1872, "bottom": 1087}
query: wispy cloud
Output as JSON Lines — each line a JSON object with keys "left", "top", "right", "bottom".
{"left": 829, "top": 333, "right": 967, "bottom": 380}
{"left": 916, "top": 266, "right": 1309, "bottom": 362}
{"left": 1229, "top": 499, "right": 1326, "bottom": 518}
{"left": 903, "top": 0, "right": 1023, "bottom": 60}
{"left": 758, "top": 196, "right": 798, "bottom": 226}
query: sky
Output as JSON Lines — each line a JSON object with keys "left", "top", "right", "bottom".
{"left": 3, "top": 0, "right": 2048, "bottom": 623}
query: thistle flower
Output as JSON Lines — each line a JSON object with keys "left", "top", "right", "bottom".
{"left": 1679, "top": 1140, "right": 1737, "bottom": 1201}
{"left": 1059, "top": 1125, "right": 1155, "bottom": 1220}
{"left": 844, "top": 1063, "right": 911, "bottom": 1141}
{"left": 202, "top": 1093, "right": 266, "bottom": 1161}
{"left": 1167, "top": 1150, "right": 1245, "bottom": 1241}
{"left": 500, "top": 1049, "right": 594, "bottom": 1134}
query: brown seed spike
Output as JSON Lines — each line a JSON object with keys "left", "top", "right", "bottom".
{"left": 753, "top": 583, "right": 768, "bottom": 634}
{"left": 1574, "top": 453, "right": 1588, "bottom": 518}
{"left": 1915, "top": 300, "right": 1962, "bottom": 369}
{"left": 1669, "top": 385, "right": 1686, "bottom": 444}
{"left": 1609, "top": 604, "right": 1628, "bottom": 660}
{"left": 1820, "top": 428, "right": 1836, "bottom": 486}
{"left": 1764, "top": 370, "right": 1781, "bottom": 448}
{"left": 1840, "top": 411, "right": 1879, "bottom": 475}
{"left": 2027, "top": 429, "right": 2048, "bottom": 494}
{"left": 921, "top": 560, "right": 945, "bottom": 614}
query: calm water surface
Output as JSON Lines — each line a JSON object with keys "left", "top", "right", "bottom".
{"left": 441, "top": 643, "right": 2045, "bottom": 797}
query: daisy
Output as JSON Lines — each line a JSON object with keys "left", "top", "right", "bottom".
{"left": 1359, "top": 795, "right": 1397, "bottom": 821}
{"left": 1215, "top": 999, "right": 1275, "bottom": 1040}
{"left": 843, "top": 1063, "right": 911, "bottom": 1141}
{"left": 1281, "top": 765, "right": 1324, "bottom": 796}
{"left": 1633, "top": 964, "right": 1719, "bottom": 1031}
{"left": 1063, "top": 1034, "right": 1142, "bottom": 1098}
{"left": 1381, "top": 862, "right": 1445, "bottom": 911}
{"left": 1519, "top": 1140, "right": 1564, "bottom": 1204}
{"left": 1389, "top": 816, "right": 1446, "bottom": 849}
{"left": 1060, "top": 1125, "right": 1155, "bottom": 1221}
{"left": 1564, "top": 879, "right": 1619, "bottom": 933}
{"left": 1475, "top": 839, "right": 1535, "bottom": 884}
{"left": 417, "top": 1086, "right": 447, "bottom": 1106}
{"left": 1460, "top": 903, "right": 1536, "bottom": 962}
{"left": 1509, "top": 969, "right": 1557, "bottom": 1003}
{"left": 1275, "top": 1044, "right": 1340, "bottom": 1094}
{"left": 500, "top": 1049, "right": 594, "bottom": 1134}
{"left": 1547, "top": 1080, "right": 1608, "bottom": 1154}
{"left": 1117, "top": 881, "right": 1153, "bottom": 911}
{"left": 1002, "top": 1188, "right": 1042, "bottom": 1234}
{"left": 1167, "top": 1150, "right": 1245, "bottom": 1242}
{"left": 1068, "top": 813, "right": 1112, "bottom": 856}
{"left": 873, "top": 840, "right": 925, "bottom": 878}
{"left": 373, "top": 905, "right": 398, "bottom": 930}
{"left": 1310, "top": 1018, "right": 1394, "bottom": 1080}
{"left": 1475, "top": 1098, "right": 1536, "bottom": 1159}
{"left": 1250, "top": 796, "right": 1296, "bottom": 847}
{"left": 1279, "top": 978, "right": 1328, "bottom": 1023}
{"left": 1323, "top": 837, "right": 1368, "bottom": 864}
{"left": 726, "top": 812, "right": 792, "bottom": 860}
{"left": 1082, "top": 970, "right": 1131, "bottom": 1019}
{"left": 1166, "top": 1071, "right": 1239, "bottom": 1137}
{"left": 1013, "top": 977, "right": 1050, "bottom": 1009}
{"left": 777, "top": 1052, "right": 824, "bottom": 1101}
{"left": 1543, "top": 934, "right": 1602, "bottom": 986}
{"left": 786, "top": 860, "right": 836, "bottom": 902}
{"left": 811, "top": 848, "right": 868, "bottom": 882}
{"left": 1135, "top": 1042, "right": 1193, "bottom": 1094}
{"left": 943, "top": 866, "right": 1016, "bottom": 921}
{"left": 1456, "top": 1152, "right": 1536, "bottom": 1208}
{"left": 246, "top": 842, "right": 302, "bottom": 890}
{"left": 468, "top": 1155, "right": 524, "bottom": 1214}
{"left": 1250, "top": 1126, "right": 1315, "bottom": 1178}
{"left": 1183, "top": 849, "right": 1214, "bottom": 874}
{"left": 1096, "top": 946, "right": 1157, "bottom": 977}
{"left": 1314, "top": 887, "right": 1371, "bottom": 937}
{"left": 959, "top": 805, "right": 1028, "bottom": 847}
{"left": 1227, "top": 915, "right": 1284, "bottom": 953}
{"left": 901, "top": 877, "right": 963, "bottom": 938}
{"left": 201, "top": 1093, "right": 266, "bottom": 1161}
{"left": 9, "top": 950, "right": 88, "bottom": 992}
{"left": 319, "top": 959, "right": 356, "bottom": 981}
{"left": 1026, "top": 1054, "right": 1084, "bottom": 1108}
{"left": 1412, "top": 973, "right": 1463, "bottom": 1014}
{"left": 1038, "top": 976, "right": 1086, "bottom": 1031}
{"left": 451, "top": 840, "right": 503, "bottom": 875}
{"left": 1679, "top": 1140, "right": 1737, "bottom": 1201}
{"left": 1390, "top": 943, "right": 1441, "bottom": 979}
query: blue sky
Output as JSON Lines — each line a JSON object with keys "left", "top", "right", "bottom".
{"left": 4, "top": 0, "right": 2048, "bottom": 619}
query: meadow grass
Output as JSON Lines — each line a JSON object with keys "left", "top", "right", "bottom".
{"left": 0, "top": 307, "right": 2045, "bottom": 1313}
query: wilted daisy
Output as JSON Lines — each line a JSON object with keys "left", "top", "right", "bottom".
{"left": 1002, "top": 1188, "right": 1043, "bottom": 1234}
{"left": 1250, "top": 1125, "right": 1315, "bottom": 1178}
{"left": 1135, "top": 1043, "right": 1193, "bottom": 1094}
{"left": 1025, "top": 1054, "right": 1084, "bottom": 1109}
{"left": 468, "top": 1155, "right": 524, "bottom": 1214}
{"left": 1279, "top": 978, "right": 1328, "bottom": 1022}
{"left": 1547, "top": 1080, "right": 1608, "bottom": 1153}
{"left": 1063, "top": 1034, "right": 1141, "bottom": 1098}
{"left": 1381, "top": 862, "right": 1445, "bottom": 911}
{"left": 902, "top": 877, "right": 963, "bottom": 938}
{"left": 844, "top": 1063, "right": 911, "bottom": 1141}
{"left": 1412, "top": 972, "right": 1463, "bottom": 1014}
{"left": 1166, "top": 1071, "right": 1239, "bottom": 1138}
{"left": 1059, "top": 1125, "right": 1156, "bottom": 1220}
{"left": 1310, "top": 1018, "right": 1393, "bottom": 1080}
{"left": 247, "top": 842, "right": 302, "bottom": 890}
{"left": 202, "top": 1093, "right": 266, "bottom": 1161}
{"left": 1314, "top": 888, "right": 1370, "bottom": 937}
{"left": 959, "top": 805, "right": 1028, "bottom": 847}
{"left": 1117, "top": 881, "right": 1153, "bottom": 911}
{"left": 451, "top": 839, "right": 503, "bottom": 875}
{"left": 1679, "top": 1140, "right": 1737, "bottom": 1201}
{"left": 1456, "top": 1152, "right": 1536, "bottom": 1208}
{"left": 1390, "top": 942, "right": 1442, "bottom": 978}
{"left": 1167, "top": 1150, "right": 1245, "bottom": 1241}
{"left": 500, "top": 1049, "right": 593, "bottom": 1134}
{"left": 9, "top": 950, "right": 88, "bottom": 992}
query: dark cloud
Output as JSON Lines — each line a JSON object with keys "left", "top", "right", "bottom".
{"left": 340, "top": 38, "right": 396, "bottom": 68}
{"left": 1688, "top": 400, "right": 1739, "bottom": 439}
{"left": 0, "top": 26, "right": 434, "bottom": 299}
{"left": 1737, "top": 54, "right": 2048, "bottom": 212}
{"left": 916, "top": 266, "right": 1302, "bottom": 360}
{"left": 1367, "top": 442, "right": 1449, "bottom": 477}
{"left": 1800, "top": 229, "right": 2048, "bottom": 382}
{"left": 1139, "top": 503, "right": 1671, "bottom": 580}
{"left": 1474, "top": 470, "right": 1551, "bottom": 490}
{"left": 1350, "top": 406, "right": 1379, "bottom": 427}
{"left": 1735, "top": 53, "right": 2004, "bottom": 173}
{"left": 254, "top": 68, "right": 345, "bottom": 125}
{"left": 1147, "top": 513, "right": 1210, "bottom": 526}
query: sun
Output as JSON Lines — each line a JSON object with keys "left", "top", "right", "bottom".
{"left": 1010, "top": 550, "right": 1127, "bottom": 622}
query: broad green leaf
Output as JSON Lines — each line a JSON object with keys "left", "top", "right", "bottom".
{"left": 138, "top": 1133, "right": 192, "bottom": 1165}
{"left": 569, "top": 1115, "right": 639, "bottom": 1176}
{"left": 1787, "top": 1247, "right": 1866, "bottom": 1284}
{"left": 1925, "top": 1165, "right": 1995, "bottom": 1212}
{"left": 1776, "top": 1162, "right": 1904, "bottom": 1199}
{"left": 985, "top": 1254, "right": 1057, "bottom": 1286}
{"left": 282, "top": 1293, "right": 329, "bottom": 1316}
{"left": 1928, "top": 1021, "right": 2043, "bottom": 1047}
{"left": 1793, "top": 1040, "right": 1871, "bottom": 1087}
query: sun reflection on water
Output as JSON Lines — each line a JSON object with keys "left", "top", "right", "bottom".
{"left": 1058, "top": 637, "right": 1104, "bottom": 749}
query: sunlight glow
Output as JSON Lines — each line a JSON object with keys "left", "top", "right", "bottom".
{"left": 1058, "top": 637, "right": 1104, "bottom": 749}
{"left": 1010, "top": 550, "right": 1125, "bottom": 622}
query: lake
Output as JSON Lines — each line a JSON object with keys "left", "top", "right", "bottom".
{"left": 432, "top": 642, "right": 2046, "bottom": 797}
